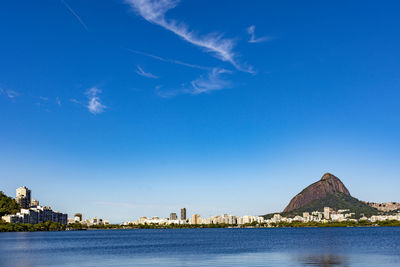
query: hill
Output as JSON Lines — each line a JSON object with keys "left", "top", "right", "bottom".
{"left": 263, "top": 173, "right": 381, "bottom": 219}
{"left": 280, "top": 192, "right": 378, "bottom": 219}
{"left": 284, "top": 173, "right": 350, "bottom": 212}
{"left": 0, "top": 191, "right": 20, "bottom": 217}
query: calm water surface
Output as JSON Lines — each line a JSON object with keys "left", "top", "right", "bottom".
{"left": 1, "top": 228, "right": 400, "bottom": 267}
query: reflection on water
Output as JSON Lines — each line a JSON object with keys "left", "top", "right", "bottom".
{"left": 299, "top": 254, "right": 349, "bottom": 267}
{"left": 1, "top": 228, "right": 400, "bottom": 267}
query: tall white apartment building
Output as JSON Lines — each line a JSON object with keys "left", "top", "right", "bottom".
{"left": 16, "top": 186, "right": 31, "bottom": 209}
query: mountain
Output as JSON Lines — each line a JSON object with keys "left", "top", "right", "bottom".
{"left": 280, "top": 192, "right": 379, "bottom": 218}
{"left": 0, "top": 191, "right": 20, "bottom": 217}
{"left": 283, "top": 173, "right": 350, "bottom": 212}
{"left": 262, "top": 173, "right": 380, "bottom": 219}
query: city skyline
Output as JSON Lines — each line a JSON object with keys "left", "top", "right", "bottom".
{"left": 1, "top": 0, "right": 400, "bottom": 223}
{"left": 3, "top": 184, "right": 400, "bottom": 227}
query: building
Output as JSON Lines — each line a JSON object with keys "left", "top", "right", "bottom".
{"left": 16, "top": 186, "right": 31, "bottom": 209}
{"left": 170, "top": 213, "right": 177, "bottom": 220}
{"left": 324, "top": 207, "right": 332, "bottom": 220}
{"left": 74, "top": 213, "right": 83, "bottom": 222}
{"left": 1, "top": 206, "right": 67, "bottom": 225}
{"left": 2, "top": 214, "right": 20, "bottom": 223}
{"left": 1, "top": 186, "right": 68, "bottom": 225}
{"left": 122, "top": 213, "right": 266, "bottom": 226}
{"left": 181, "top": 208, "right": 186, "bottom": 220}
{"left": 192, "top": 214, "right": 200, "bottom": 224}
{"left": 30, "top": 199, "right": 39, "bottom": 207}
{"left": 78, "top": 216, "right": 109, "bottom": 226}
{"left": 330, "top": 213, "right": 345, "bottom": 222}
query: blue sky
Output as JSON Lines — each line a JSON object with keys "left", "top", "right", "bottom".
{"left": 1, "top": 0, "right": 400, "bottom": 223}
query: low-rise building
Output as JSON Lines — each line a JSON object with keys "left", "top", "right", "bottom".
{"left": 1, "top": 186, "right": 68, "bottom": 225}
{"left": 2, "top": 205, "right": 67, "bottom": 225}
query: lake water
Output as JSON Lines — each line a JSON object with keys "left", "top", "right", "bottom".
{"left": 1, "top": 228, "right": 400, "bottom": 267}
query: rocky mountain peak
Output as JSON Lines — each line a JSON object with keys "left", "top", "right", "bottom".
{"left": 320, "top": 172, "right": 337, "bottom": 181}
{"left": 283, "top": 173, "right": 351, "bottom": 213}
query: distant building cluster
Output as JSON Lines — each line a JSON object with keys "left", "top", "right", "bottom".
{"left": 67, "top": 213, "right": 110, "bottom": 226}
{"left": 365, "top": 214, "right": 400, "bottom": 222}
{"left": 123, "top": 208, "right": 265, "bottom": 226}
{"left": 1, "top": 186, "right": 67, "bottom": 225}
{"left": 363, "top": 201, "right": 400, "bottom": 212}
{"left": 123, "top": 206, "right": 400, "bottom": 227}
{"left": 267, "top": 207, "right": 400, "bottom": 224}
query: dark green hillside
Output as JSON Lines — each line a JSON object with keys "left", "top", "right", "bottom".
{"left": 264, "top": 193, "right": 379, "bottom": 219}
{"left": 0, "top": 191, "right": 20, "bottom": 217}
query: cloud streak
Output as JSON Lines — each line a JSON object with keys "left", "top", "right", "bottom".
{"left": 136, "top": 65, "right": 159, "bottom": 78}
{"left": 85, "top": 87, "right": 106, "bottom": 114}
{"left": 189, "top": 68, "right": 231, "bottom": 94}
{"left": 126, "top": 0, "right": 252, "bottom": 72}
{"left": 70, "top": 98, "right": 81, "bottom": 104}
{"left": 0, "top": 88, "right": 19, "bottom": 99}
{"left": 127, "top": 49, "right": 210, "bottom": 70}
{"left": 247, "top": 25, "right": 271, "bottom": 43}
{"left": 61, "top": 0, "right": 89, "bottom": 31}
{"left": 157, "top": 68, "right": 232, "bottom": 97}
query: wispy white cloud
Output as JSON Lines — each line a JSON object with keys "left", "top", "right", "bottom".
{"left": 157, "top": 68, "right": 232, "bottom": 97}
{"left": 39, "top": 96, "right": 49, "bottom": 101}
{"left": 126, "top": 0, "right": 253, "bottom": 72}
{"left": 127, "top": 49, "right": 210, "bottom": 70}
{"left": 61, "top": 0, "right": 89, "bottom": 31}
{"left": 247, "top": 25, "right": 272, "bottom": 43}
{"left": 85, "top": 87, "right": 106, "bottom": 114}
{"left": 155, "top": 86, "right": 180, "bottom": 98}
{"left": 0, "top": 88, "right": 19, "bottom": 99}
{"left": 189, "top": 68, "right": 231, "bottom": 94}
{"left": 56, "top": 97, "right": 62, "bottom": 107}
{"left": 70, "top": 98, "right": 81, "bottom": 104}
{"left": 7, "top": 91, "right": 19, "bottom": 99}
{"left": 136, "top": 65, "right": 159, "bottom": 79}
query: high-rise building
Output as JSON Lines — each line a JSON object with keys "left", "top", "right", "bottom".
{"left": 170, "top": 213, "right": 177, "bottom": 220}
{"left": 2, "top": 186, "right": 68, "bottom": 225}
{"left": 180, "top": 208, "right": 186, "bottom": 220}
{"left": 324, "top": 207, "right": 331, "bottom": 220}
{"left": 192, "top": 214, "right": 200, "bottom": 224}
{"left": 16, "top": 186, "right": 31, "bottom": 209}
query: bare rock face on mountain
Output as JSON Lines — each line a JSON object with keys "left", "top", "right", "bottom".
{"left": 283, "top": 173, "right": 351, "bottom": 213}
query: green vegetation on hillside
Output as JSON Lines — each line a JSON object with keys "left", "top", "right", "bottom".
{"left": 264, "top": 193, "right": 380, "bottom": 219}
{"left": 0, "top": 191, "right": 20, "bottom": 217}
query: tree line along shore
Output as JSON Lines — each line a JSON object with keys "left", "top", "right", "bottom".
{"left": 2, "top": 220, "right": 400, "bottom": 232}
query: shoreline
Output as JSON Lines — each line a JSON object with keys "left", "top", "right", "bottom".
{"left": 2, "top": 221, "right": 400, "bottom": 233}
